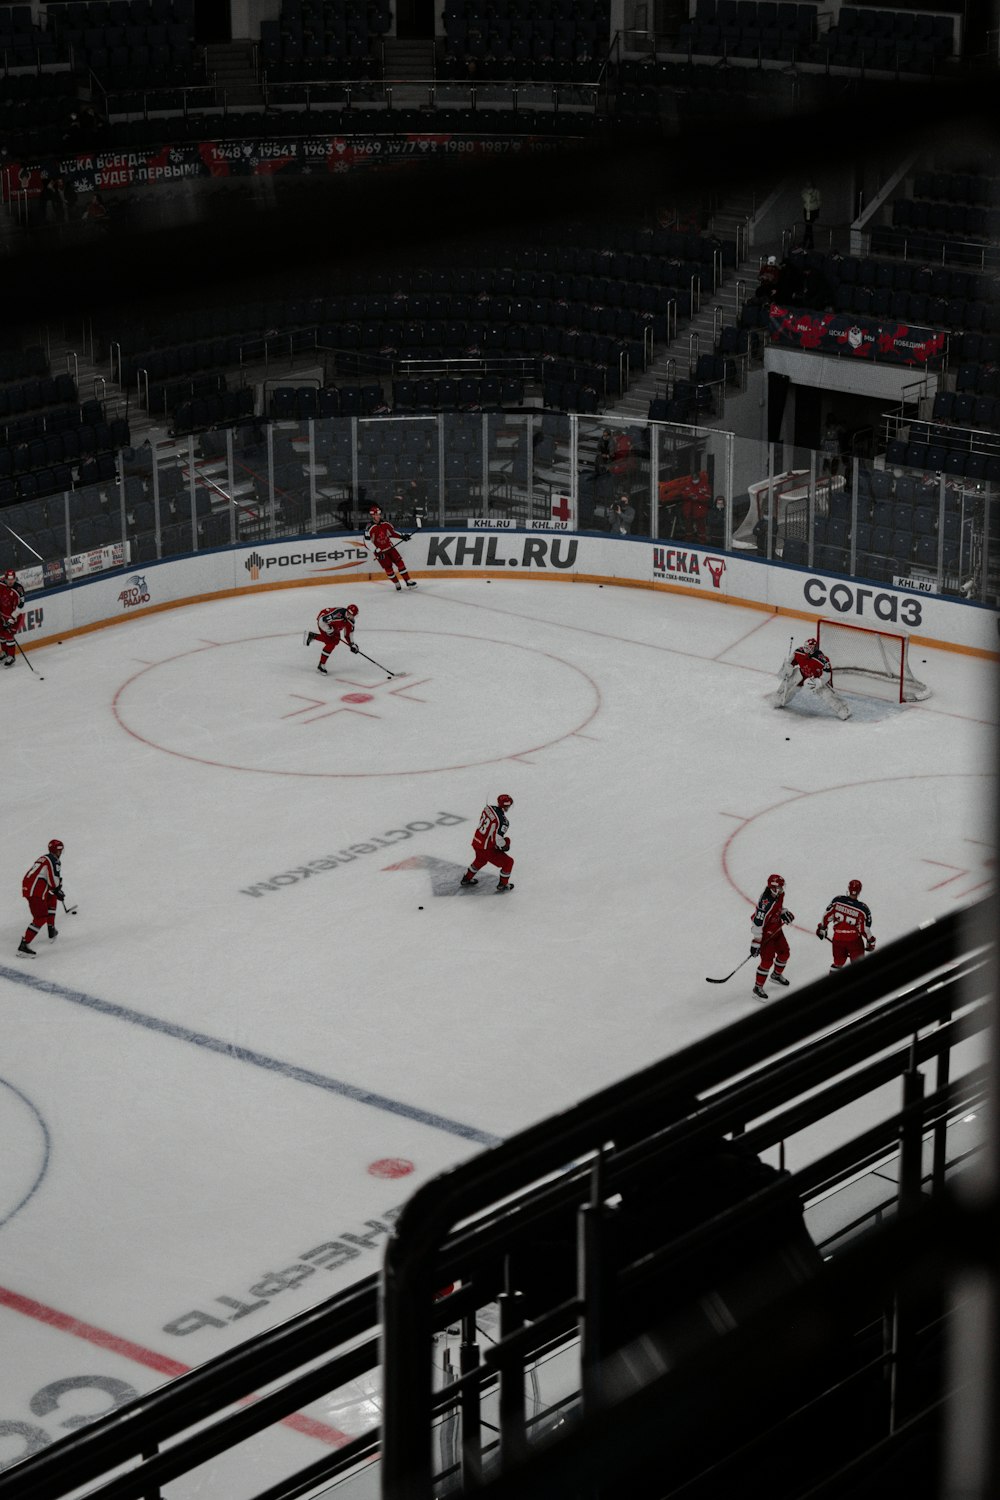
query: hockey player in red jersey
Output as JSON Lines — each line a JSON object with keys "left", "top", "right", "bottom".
{"left": 461, "top": 795, "right": 515, "bottom": 892}
{"left": 817, "top": 879, "right": 876, "bottom": 970}
{"left": 304, "top": 603, "right": 360, "bottom": 674}
{"left": 0, "top": 570, "right": 24, "bottom": 669}
{"left": 19, "top": 839, "right": 65, "bottom": 957}
{"left": 771, "top": 637, "right": 850, "bottom": 720}
{"left": 364, "top": 506, "right": 416, "bottom": 592}
{"left": 750, "top": 873, "right": 795, "bottom": 999}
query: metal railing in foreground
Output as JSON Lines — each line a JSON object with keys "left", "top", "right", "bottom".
{"left": 381, "top": 898, "right": 994, "bottom": 1498}
{"left": 0, "top": 899, "right": 991, "bottom": 1500}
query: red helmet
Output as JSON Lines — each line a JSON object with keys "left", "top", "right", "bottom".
{"left": 2, "top": 569, "right": 16, "bottom": 584}
{"left": 767, "top": 873, "right": 784, "bottom": 891}
{"left": 48, "top": 839, "right": 64, "bottom": 856}
{"left": 848, "top": 879, "right": 862, "bottom": 897}
{"left": 369, "top": 506, "right": 381, "bottom": 517}
{"left": 346, "top": 604, "right": 359, "bottom": 617}
{"left": 497, "top": 794, "right": 513, "bottom": 810}
{"left": 803, "top": 638, "right": 818, "bottom": 651}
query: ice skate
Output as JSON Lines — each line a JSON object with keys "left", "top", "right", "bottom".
{"left": 752, "top": 983, "right": 768, "bottom": 1000}
{"left": 317, "top": 663, "right": 328, "bottom": 674}
{"left": 47, "top": 925, "right": 58, "bottom": 940}
{"left": 771, "top": 973, "right": 789, "bottom": 986}
{"left": 17, "top": 939, "right": 34, "bottom": 957}
{"left": 2, "top": 655, "right": 14, "bottom": 667}
{"left": 304, "top": 631, "right": 315, "bottom": 646}
{"left": 405, "top": 579, "right": 417, "bottom": 587}
{"left": 496, "top": 881, "right": 514, "bottom": 893}
{"left": 460, "top": 875, "right": 478, "bottom": 887}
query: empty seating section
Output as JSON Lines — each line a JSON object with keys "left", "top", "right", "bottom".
{"left": 819, "top": 6, "right": 955, "bottom": 68}
{"left": 97, "top": 224, "right": 729, "bottom": 421}
{"left": 259, "top": 0, "right": 391, "bottom": 80}
{"left": 45, "top": 0, "right": 202, "bottom": 91}
{"left": 677, "top": 0, "right": 818, "bottom": 61}
{"left": 888, "top": 167, "right": 1000, "bottom": 252}
{"left": 0, "top": 347, "right": 130, "bottom": 508}
{"left": 437, "top": 0, "right": 609, "bottom": 82}
{"left": 0, "top": 72, "right": 79, "bottom": 158}
{"left": 0, "top": 4, "right": 60, "bottom": 65}
{"left": 777, "top": 466, "right": 974, "bottom": 589}
{"left": 671, "top": 1, "right": 954, "bottom": 67}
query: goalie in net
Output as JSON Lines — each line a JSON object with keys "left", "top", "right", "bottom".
{"left": 771, "top": 637, "right": 851, "bottom": 720}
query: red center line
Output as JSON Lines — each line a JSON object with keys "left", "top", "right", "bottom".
{"left": 0, "top": 1285, "right": 353, "bottom": 1449}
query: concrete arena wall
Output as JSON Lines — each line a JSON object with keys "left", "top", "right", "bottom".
{"left": 18, "top": 530, "right": 1000, "bottom": 660}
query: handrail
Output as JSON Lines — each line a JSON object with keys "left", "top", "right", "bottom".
{"left": 0, "top": 901, "right": 987, "bottom": 1500}
{"left": 380, "top": 902, "right": 991, "bottom": 1498}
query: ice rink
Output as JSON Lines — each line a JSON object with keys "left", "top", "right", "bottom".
{"left": 0, "top": 570, "right": 995, "bottom": 1468}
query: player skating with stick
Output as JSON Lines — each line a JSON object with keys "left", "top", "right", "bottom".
{"left": 461, "top": 795, "right": 515, "bottom": 893}
{"left": 18, "top": 839, "right": 67, "bottom": 957}
{"left": 363, "top": 506, "right": 417, "bottom": 592}
{"left": 750, "top": 873, "right": 795, "bottom": 1000}
{"left": 304, "top": 603, "right": 360, "bottom": 674}
{"left": 817, "top": 879, "right": 876, "bottom": 970}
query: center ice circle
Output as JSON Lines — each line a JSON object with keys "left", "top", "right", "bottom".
{"left": 113, "top": 629, "right": 601, "bottom": 777}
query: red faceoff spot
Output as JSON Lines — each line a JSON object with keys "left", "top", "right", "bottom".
{"left": 369, "top": 1158, "right": 415, "bottom": 1179}
{"left": 341, "top": 693, "right": 375, "bottom": 704}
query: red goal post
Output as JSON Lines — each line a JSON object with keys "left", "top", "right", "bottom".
{"left": 816, "top": 620, "right": 931, "bottom": 703}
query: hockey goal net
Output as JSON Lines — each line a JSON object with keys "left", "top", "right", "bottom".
{"left": 816, "top": 620, "right": 930, "bottom": 702}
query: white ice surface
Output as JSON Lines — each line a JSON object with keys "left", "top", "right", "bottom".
{"left": 0, "top": 575, "right": 995, "bottom": 1472}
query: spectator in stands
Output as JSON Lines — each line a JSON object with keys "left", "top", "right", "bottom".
{"left": 707, "top": 494, "right": 727, "bottom": 547}
{"left": 401, "top": 477, "right": 427, "bottom": 520}
{"left": 606, "top": 494, "right": 635, "bottom": 536}
{"left": 608, "top": 429, "right": 634, "bottom": 482}
{"left": 801, "top": 179, "right": 821, "bottom": 250}
{"left": 754, "top": 256, "right": 781, "bottom": 303}
{"left": 821, "top": 416, "right": 845, "bottom": 478}
{"left": 61, "top": 113, "right": 85, "bottom": 152}
{"left": 78, "top": 101, "right": 107, "bottom": 149}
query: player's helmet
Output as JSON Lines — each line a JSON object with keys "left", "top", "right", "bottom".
{"left": 767, "top": 873, "right": 784, "bottom": 892}
{"left": 804, "top": 638, "right": 818, "bottom": 651}
{"left": 497, "top": 794, "right": 513, "bottom": 810}
{"left": 369, "top": 506, "right": 381, "bottom": 517}
{"left": 848, "top": 879, "right": 863, "bottom": 896}
{"left": 346, "top": 604, "right": 359, "bottom": 617}
{"left": 2, "top": 569, "right": 15, "bottom": 583}
{"left": 48, "top": 839, "right": 64, "bottom": 856}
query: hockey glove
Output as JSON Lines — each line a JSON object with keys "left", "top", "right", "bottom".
{"left": 866, "top": 936, "right": 877, "bottom": 951}
{"left": 55, "top": 887, "right": 65, "bottom": 901}
{"left": 349, "top": 644, "right": 359, "bottom": 653}
{"left": 750, "top": 944, "right": 760, "bottom": 958}
{"left": 816, "top": 925, "right": 827, "bottom": 939}
{"left": 401, "top": 533, "right": 412, "bottom": 541}
{"left": 781, "top": 909, "right": 795, "bottom": 924}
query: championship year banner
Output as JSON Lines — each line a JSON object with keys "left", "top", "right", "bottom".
{"left": 5, "top": 134, "right": 562, "bottom": 197}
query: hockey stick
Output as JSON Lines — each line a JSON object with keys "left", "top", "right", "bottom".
{"left": 705, "top": 953, "right": 755, "bottom": 984}
{"left": 60, "top": 896, "right": 78, "bottom": 915}
{"left": 354, "top": 649, "right": 397, "bottom": 679}
{"left": 13, "top": 637, "right": 43, "bottom": 679}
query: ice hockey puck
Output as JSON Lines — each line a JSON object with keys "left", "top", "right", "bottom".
{"left": 785, "top": 737, "right": 790, "bottom": 740}
{"left": 418, "top": 905, "right": 424, "bottom": 910}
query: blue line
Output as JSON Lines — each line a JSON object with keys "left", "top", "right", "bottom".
{"left": 0, "top": 966, "right": 501, "bottom": 1147}
{"left": 0, "top": 1075, "right": 51, "bottom": 1228}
